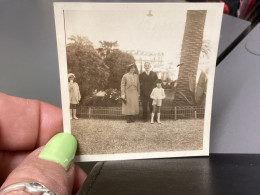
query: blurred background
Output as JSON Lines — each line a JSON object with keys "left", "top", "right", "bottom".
{"left": 188, "top": 0, "right": 260, "bottom": 26}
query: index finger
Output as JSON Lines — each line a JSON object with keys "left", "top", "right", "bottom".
{"left": 0, "top": 93, "right": 63, "bottom": 151}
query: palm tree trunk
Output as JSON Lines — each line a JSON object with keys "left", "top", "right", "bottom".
{"left": 175, "top": 10, "right": 207, "bottom": 106}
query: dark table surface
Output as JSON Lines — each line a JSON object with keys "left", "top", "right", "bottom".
{"left": 78, "top": 154, "right": 260, "bottom": 195}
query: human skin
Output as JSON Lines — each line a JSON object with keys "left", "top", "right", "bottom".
{"left": 0, "top": 92, "right": 87, "bottom": 195}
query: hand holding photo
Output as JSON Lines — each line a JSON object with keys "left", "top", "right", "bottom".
{"left": 54, "top": 3, "right": 223, "bottom": 161}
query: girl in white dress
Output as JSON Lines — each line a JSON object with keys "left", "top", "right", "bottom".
{"left": 150, "top": 79, "right": 165, "bottom": 124}
{"left": 68, "top": 73, "right": 81, "bottom": 120}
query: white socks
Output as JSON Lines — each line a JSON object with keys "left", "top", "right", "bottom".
{"left": 151, "top": 113, "right": 161, "bottom": 124}
{"left": 151, "top": 113, "right": 154, "bottom": 124}
{"left": 157, "top": 113, "right": 161, "bottom": 124}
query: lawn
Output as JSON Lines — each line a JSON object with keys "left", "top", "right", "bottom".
{"left": 71, "top": 118, "right": 204, "bottom": 155}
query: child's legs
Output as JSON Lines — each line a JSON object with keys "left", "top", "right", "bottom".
{"left": 73, "top": 109, "right": 77, "bottom": 117}
{"left": 152, "top": 105, "right": 157, "bottom": 113}
{"left": 157, "top": 106, "right": 161, "bottom": 123}
{"left": 157, "top": 106, "right": 161, "bottom": 113}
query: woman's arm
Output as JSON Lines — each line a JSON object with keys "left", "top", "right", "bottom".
{"left": 77, "top": 83, "right": 81, "bottom": 101}
{"left": 150, "top": 88, "right": 155, "bottom": 99}
{"left": 74, "top": 83, "right": 81, "bottom": 103}
{"left": 137, "top": 76, "right": 140, "bottom": 96}
{"left": 161, "top": 88, "right": 166, "bottom": 99}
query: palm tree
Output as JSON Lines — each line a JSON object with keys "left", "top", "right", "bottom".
{"left": 175, "top": 10, "right": 207, "bottom": 106}
{"left": 68, "top": 35, "right": 93, "bottom": 47}
{"left": 97, "top": 41, "right": 119, "bottom": 58}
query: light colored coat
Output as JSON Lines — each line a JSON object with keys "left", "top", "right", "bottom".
{"left": 121, "top": 73, "right": 140, "bottom": 115}
{"left": 69, "top": 82, "right": 81, "bottom": 104}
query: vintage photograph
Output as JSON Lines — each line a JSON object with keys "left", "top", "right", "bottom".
{"left": 54, "top": 3, "right": 223, "bottom": 161}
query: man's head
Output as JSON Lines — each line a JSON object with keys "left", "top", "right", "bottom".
{"left": 144, "top": 62, "right": 151, "bottom": 72}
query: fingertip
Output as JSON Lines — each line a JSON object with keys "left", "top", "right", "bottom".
{"left": 38, "top": 133, "right": 77, "bottom": 170}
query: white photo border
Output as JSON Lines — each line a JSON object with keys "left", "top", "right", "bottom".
{"left": 54, "top": 2, "right": 223, "bottom": 162}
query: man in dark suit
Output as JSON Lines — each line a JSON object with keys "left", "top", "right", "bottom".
{"left": 139, "top": 62, "right": 158, "bottom": 122}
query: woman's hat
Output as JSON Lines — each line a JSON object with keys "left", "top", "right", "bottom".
{"left": 127, "top": 63, "right": 136, "bottom": 71}
{"left": 68, "top": 73, "right": 75, "bottom": 79}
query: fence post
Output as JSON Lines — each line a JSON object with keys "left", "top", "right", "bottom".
{"left": 195, "top": 110, "right": 197, "bottom": 119}
{"left": 174, "top": 107, "right": 177, "bottom": 120}
{"left": 89, "top": 107, "right": 91, "bottom": 119}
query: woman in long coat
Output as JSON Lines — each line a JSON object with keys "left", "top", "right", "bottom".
{"left": 121, "top": 64, "right": 140, "bottom": 123}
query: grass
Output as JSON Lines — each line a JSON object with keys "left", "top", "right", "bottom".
{"left": 71, "top": 118, "right": 204, "bottom": 155}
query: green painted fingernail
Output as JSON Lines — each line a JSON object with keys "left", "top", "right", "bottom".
{"left": 38, "top": 133, "right": 77, "bottom": 171}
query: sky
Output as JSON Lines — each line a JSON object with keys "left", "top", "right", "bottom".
{"left": 63, "top": 5, "right": 219, "bottom": 81}
{"left": 64, "top": 8, "right": 187, "bottom": 67}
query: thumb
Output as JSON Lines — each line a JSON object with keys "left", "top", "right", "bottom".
{"left": 1, "top": 133, "right": 78, "bottom": 195}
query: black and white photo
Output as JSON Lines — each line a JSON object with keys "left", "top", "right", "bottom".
{"left": 54, "top": 3, "right": 223, "bottom": 161}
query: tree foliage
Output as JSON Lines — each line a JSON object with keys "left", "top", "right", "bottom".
{"left": 66, "top": 35, "right": 109, "bottom": 97}
{"left": 104, "top": 49, "right": 135, "bottom": 90}
{"left": 97, "top": 41, "right": 119, "bottom": 58}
